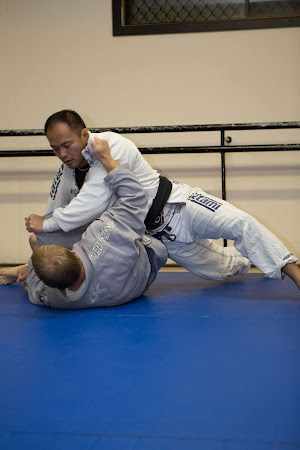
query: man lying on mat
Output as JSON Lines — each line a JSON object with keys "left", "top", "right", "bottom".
{"left": 0, "top": 145, "right": 167, "bottom": 309}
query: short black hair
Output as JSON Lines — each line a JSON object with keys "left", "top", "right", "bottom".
{"left": 44, "top": 109, "right": 86, "bottom": 135}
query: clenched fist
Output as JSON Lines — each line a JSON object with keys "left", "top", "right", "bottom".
{"left": 90, "top": 138, "right": 120, "bottom": 172}
{"left": 25, "top": 214, "right": 44, "bottom": 233}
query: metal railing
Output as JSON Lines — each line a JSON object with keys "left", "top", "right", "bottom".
{"left": 1, "top": 121, "right": 300, "bottom": 202}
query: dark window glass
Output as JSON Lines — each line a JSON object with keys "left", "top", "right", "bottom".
{"left": 112, "top": 0, "right": 300, "bottom": 35}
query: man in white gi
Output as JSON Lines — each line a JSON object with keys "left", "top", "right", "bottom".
{"left": 24, "top": 110, "right": 300, "bottom": 290}
{"left": 0, "top": 144, "right": 168, "bottom": 308}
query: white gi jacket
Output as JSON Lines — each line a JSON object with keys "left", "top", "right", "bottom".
{"left": 44, "top": 131, "right": 189, "bottom": 232}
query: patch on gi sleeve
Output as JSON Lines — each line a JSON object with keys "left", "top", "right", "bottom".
{"left": 89, "top": 219, "right": 116, "bottom": 260}
{"left": 38, "top": 286, "right": 51, "bottom": 307}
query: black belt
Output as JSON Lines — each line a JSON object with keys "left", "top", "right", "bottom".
{"left": 145, "top": 176, "right": 172, "bottom": 230}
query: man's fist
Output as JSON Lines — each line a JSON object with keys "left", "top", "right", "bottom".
{"left": 25, "top": 214, "right": 44, "bottom": 233}
{"left": 91, "top": 138, "right": 120, "bottom": 172}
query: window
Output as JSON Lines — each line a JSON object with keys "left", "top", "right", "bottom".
{"left": 112, "top": 0, "right": 300, "bottom": 35}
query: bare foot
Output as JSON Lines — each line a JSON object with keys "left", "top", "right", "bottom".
{"left": 0, "top": 265, "right": 27, "bottom": 285}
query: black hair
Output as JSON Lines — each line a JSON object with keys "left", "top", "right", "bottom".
{"left": 44, "top": 109, "right": 86, "bottom": 136}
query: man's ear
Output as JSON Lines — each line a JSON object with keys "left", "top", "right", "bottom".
{"left": 70, "top": 250, "right": 80, "bottom": 260}
{"left": 82, "top": 128, "right": 89, "bottom": 142}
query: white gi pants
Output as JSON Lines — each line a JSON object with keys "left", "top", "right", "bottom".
{"left": 159, "top": 187, "right": 297, "bottom": 280}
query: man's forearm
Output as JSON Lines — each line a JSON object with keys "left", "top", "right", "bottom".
{"left": 43, "top": 215, "right": 60, "bottom": 232}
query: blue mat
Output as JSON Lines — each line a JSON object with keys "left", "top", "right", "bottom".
{"left": 0, "top": 272, "right": 299, "bottom": 450}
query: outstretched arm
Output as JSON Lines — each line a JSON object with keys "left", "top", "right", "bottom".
{"left": 0, "top": 264, "right": 28, "bottom": 285}
{"left": 80, "top": 138, "right": 148, "bottom": 243}
{"left": 93, "top": 137, "right": 149, "bottom": 234}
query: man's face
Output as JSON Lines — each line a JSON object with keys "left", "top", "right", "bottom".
{"left": 47, "top": 122, "right": 88, "bottom": 169}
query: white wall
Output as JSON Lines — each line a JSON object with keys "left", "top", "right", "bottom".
{"left": 0, "top": 0, "right": 299, "bottom": 264}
